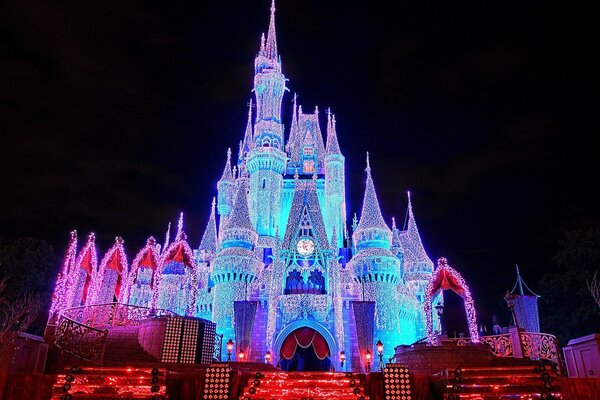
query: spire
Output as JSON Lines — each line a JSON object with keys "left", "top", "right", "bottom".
{"left": 326, "top": 112, "right": 341, "bottom": 155}
{"left": 353, "top": 152, "right": 391, "bottom": 243}
{"left": 406, "top": 191, "right": 420, "bottom": 235}
{"left": 175, "top": 212, "right": 184, "bottom": 241}
{"left": 288, "top": 93, "right": 299, "bottom": 152}
{"left": 242, "top": 99, "right": 254, "bottom": 155}
{"left": 199, "top": 198, "right": 218, "bottom": 257}
{"left": 265, "top": 0, "right": 278, "bottom": 59}
{"left": 219, "top": 148, "right": 234, "bottom": 182}
{"left": 400, "top": 190, "right": 433, "bottom": 272}
{"left": 163, "top": 222, "right": 171, "bottom": 253}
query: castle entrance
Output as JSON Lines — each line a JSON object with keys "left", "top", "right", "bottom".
{"left": 278, "top": 327, "right": 331, "bottom": 371}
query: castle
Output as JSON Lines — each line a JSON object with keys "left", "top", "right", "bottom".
{"left": 49, "top": 1, "right": 437, "bottom": 372}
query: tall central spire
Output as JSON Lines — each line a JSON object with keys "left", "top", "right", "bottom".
{"left": 265, "top": 0, "right": 278, "bottom": 60}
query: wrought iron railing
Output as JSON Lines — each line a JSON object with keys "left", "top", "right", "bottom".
{"left": 519, "top": 331, "right": 561, "bottom": 367}
{"left": 54, "top": 302, "right": 176, "bottom": 364}
{"left": 61, "top": 303, "right": 176, "bottom": 328}
{"left": 54, "top": 316, "right": 108, "bottom": 364}
{"left": 479, "top": 334, "right": 515, "bottom": 358}
{"left": 444, "top": 331, "right": 560, "bottom": 371}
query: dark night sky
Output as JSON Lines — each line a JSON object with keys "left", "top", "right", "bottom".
{"left": 0, "top": 1, "right": 597, "bottom": 325}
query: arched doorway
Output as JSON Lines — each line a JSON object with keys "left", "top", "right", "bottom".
{"left": 278, "top": 327, "right": 331, "bottom": 371}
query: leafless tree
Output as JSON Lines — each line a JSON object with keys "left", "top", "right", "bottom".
{"left": 0, "top": 278, "right": 42, "bottom": 367}
{"left": 587, "top": 271, "right": 600, "bottom": 312}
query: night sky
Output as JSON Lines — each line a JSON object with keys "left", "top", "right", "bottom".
{"left": 1, "top": 1, "right": 596, "bottom": 326}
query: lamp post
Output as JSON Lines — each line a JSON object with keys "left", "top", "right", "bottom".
{"left": 365, "top": 350, "right": 372, "bottom": 373}
{"left": 265, "top": 351, "right": 271, "bottom": 364}
{"left": 340, "top": 351, "right": 346, "bottom": 370}
{"left": 238, "top": 350, "right": 245, "bottom": 362}
{"left": 435, "top": 302, "right": 445, "bottom": 334}
{"left": 226, "top": 338, "right": 234, "bottom": 362}
{"left": 376, "top": 340, "right": 384, "bottom": 372}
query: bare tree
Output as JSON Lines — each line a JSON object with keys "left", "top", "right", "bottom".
{"left": 587, "top": 271, "right": 600, "bottom": 312}
{"left": 0, "top": 278, "right": 42, "bottom": 367}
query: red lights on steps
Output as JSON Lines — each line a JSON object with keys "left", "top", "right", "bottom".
{"left": 239, "top": 371, "right": 368, "bottom": 400}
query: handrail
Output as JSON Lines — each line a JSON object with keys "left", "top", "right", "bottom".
{"left": 61, "top": 302, "right": 176, "bottom": 328}
{"left": 54, "top": 314, "right": 108, "bottom": 364}
{"left": 54, "top": 302, "right": 177, "bottom": 364}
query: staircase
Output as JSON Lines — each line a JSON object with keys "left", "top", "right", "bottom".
{"left": 441, "top": 364, "right": 562, "bottom": 399}
{"left": 102, "top": 325, "right": 156, "bottom": 365}
{"left": 51, "top": 366, "right": 167, "bottom": 399}
{"left": 239, "top": 371, "right": 369, "bottom": 400}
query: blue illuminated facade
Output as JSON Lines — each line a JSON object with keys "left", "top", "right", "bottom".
{"left": 192, "top": 2, "right": 436, "bottom": 371}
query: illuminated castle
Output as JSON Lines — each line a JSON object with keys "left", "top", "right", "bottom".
{"left": 49, "top": 1, "right": 436, "bottom": 372}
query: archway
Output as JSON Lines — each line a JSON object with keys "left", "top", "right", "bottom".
{"left": 274, "top": 321, "right": 337, "bottom": 372}
{"left": 278, "top": 327, "right": 330, "bottom": 371}
{"left": 425, "top": 257, "right": 479, "bottom": 344}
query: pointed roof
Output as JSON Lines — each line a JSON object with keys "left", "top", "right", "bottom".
{"left": 290, "top": 108, "right": 326, "bottom": 164}
{"left": 264, "top": 0, "right": 278, "bottom": 60}
{"left": 399, "top": 191, "right": 432, "bottom": 263}
{"left": 76, "top": 232, "right": 98, "bottom": 275}
{"left": 219, "top": 148, "right": 234, "bottom": 183}
{"left": 242, "top": 99, "right": 254, "bottom": 155}
{"left": 131, "top": 237, "right": 160, "bottom": 271}
{"left": 99, "top": 236, "right": 128, "bottom": 274}
{"left": 282, "top": 179, "right": 329, "bottom": 250}
{"left": 353, "top": 153, "right": 392, "bottom": 245}
{"left": 225, "top": 180, "right": 255, "bottom": 232}
{"left": 326, "top": 112, "right": 341, "bottom": 155}
{"left": 198, "top": 198, "right": 218, "bottom": 257}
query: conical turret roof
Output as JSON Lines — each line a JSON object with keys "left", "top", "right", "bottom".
{"left": 326, "top": 112, "right": 341, "bottom": 155}
{"left": 219, "top": 148, "right": 234, "bottom": 183}
{"left": 199, "top": 198, "right": 218, "bottom": 257}
{"left": 224, "top": 180, "right": 256, "bottom": 235}
{"left": 353, "top": 153, "right": 392, "bottom": 246}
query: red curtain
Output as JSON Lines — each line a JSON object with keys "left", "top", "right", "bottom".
{"left": 280, "top": 327, "right": 329, "bottom": 360}
{"left": 430, "top": 268, "right": 465, "bottom": 297}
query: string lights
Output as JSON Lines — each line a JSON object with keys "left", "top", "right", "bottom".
{"left": 425, "top": 257, "right": 479, "bottom": 344}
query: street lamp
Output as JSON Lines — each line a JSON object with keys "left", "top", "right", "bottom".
{"left": 238, "top": 350, "right": 245, "bottom": 362}
{"left": 265, "top": 351, "right": 271, "bottom": 364}
{"left": 376, "top": 340, "right": 384, "bottom": 371}
{"left": 226, "top": 339, "right": 234, "bottom": 362}
{"left": 339, "top": 351, "right": 346, "bottom": 369}
{"left": 364, "top": 350, "right": 372, "bottom": 373}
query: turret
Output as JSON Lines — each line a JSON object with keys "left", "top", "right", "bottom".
{"left": 324, "top": 111, "right": 345, "bottom": 246}
{"left": 400, "top": 191, "right": 434, "bottom": 284}
{"left": 217, "top": 148, "right": 235, "bottom": 222}
{"left": 247, "top": 1, "right": 287, "bottom": 237}
{"left": 212, "top": 182, "right": 262, "bottom": 356}
{"left": 348, "top": 154, "right": 402, "bottom": 362}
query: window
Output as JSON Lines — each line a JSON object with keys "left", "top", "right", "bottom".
{"left": 303, "top": 160, "right": 314, "bottom": 174}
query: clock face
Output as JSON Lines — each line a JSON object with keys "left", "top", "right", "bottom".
{"left": 296, "top": 238, "right": 315, "bottom": 256}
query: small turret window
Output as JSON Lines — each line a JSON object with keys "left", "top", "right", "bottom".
{"left": 303, "top": 160, "right": 314, "bottom": 174}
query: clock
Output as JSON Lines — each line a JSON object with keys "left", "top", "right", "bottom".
{"left": 296, "top": 238, "right": 315, "bottom": 256}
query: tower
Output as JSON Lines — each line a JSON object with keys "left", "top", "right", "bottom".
{"left": 211, "top": 182, "right": 262, "bottom": 356}
{"left": 348, "top": 154, "right": 401, "bottom": 360}
{"left": 247, "top": 0, "right": 287, "bottom": 237}
{"left": 324, "top": 112, "right": 345, "bottom": 247}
